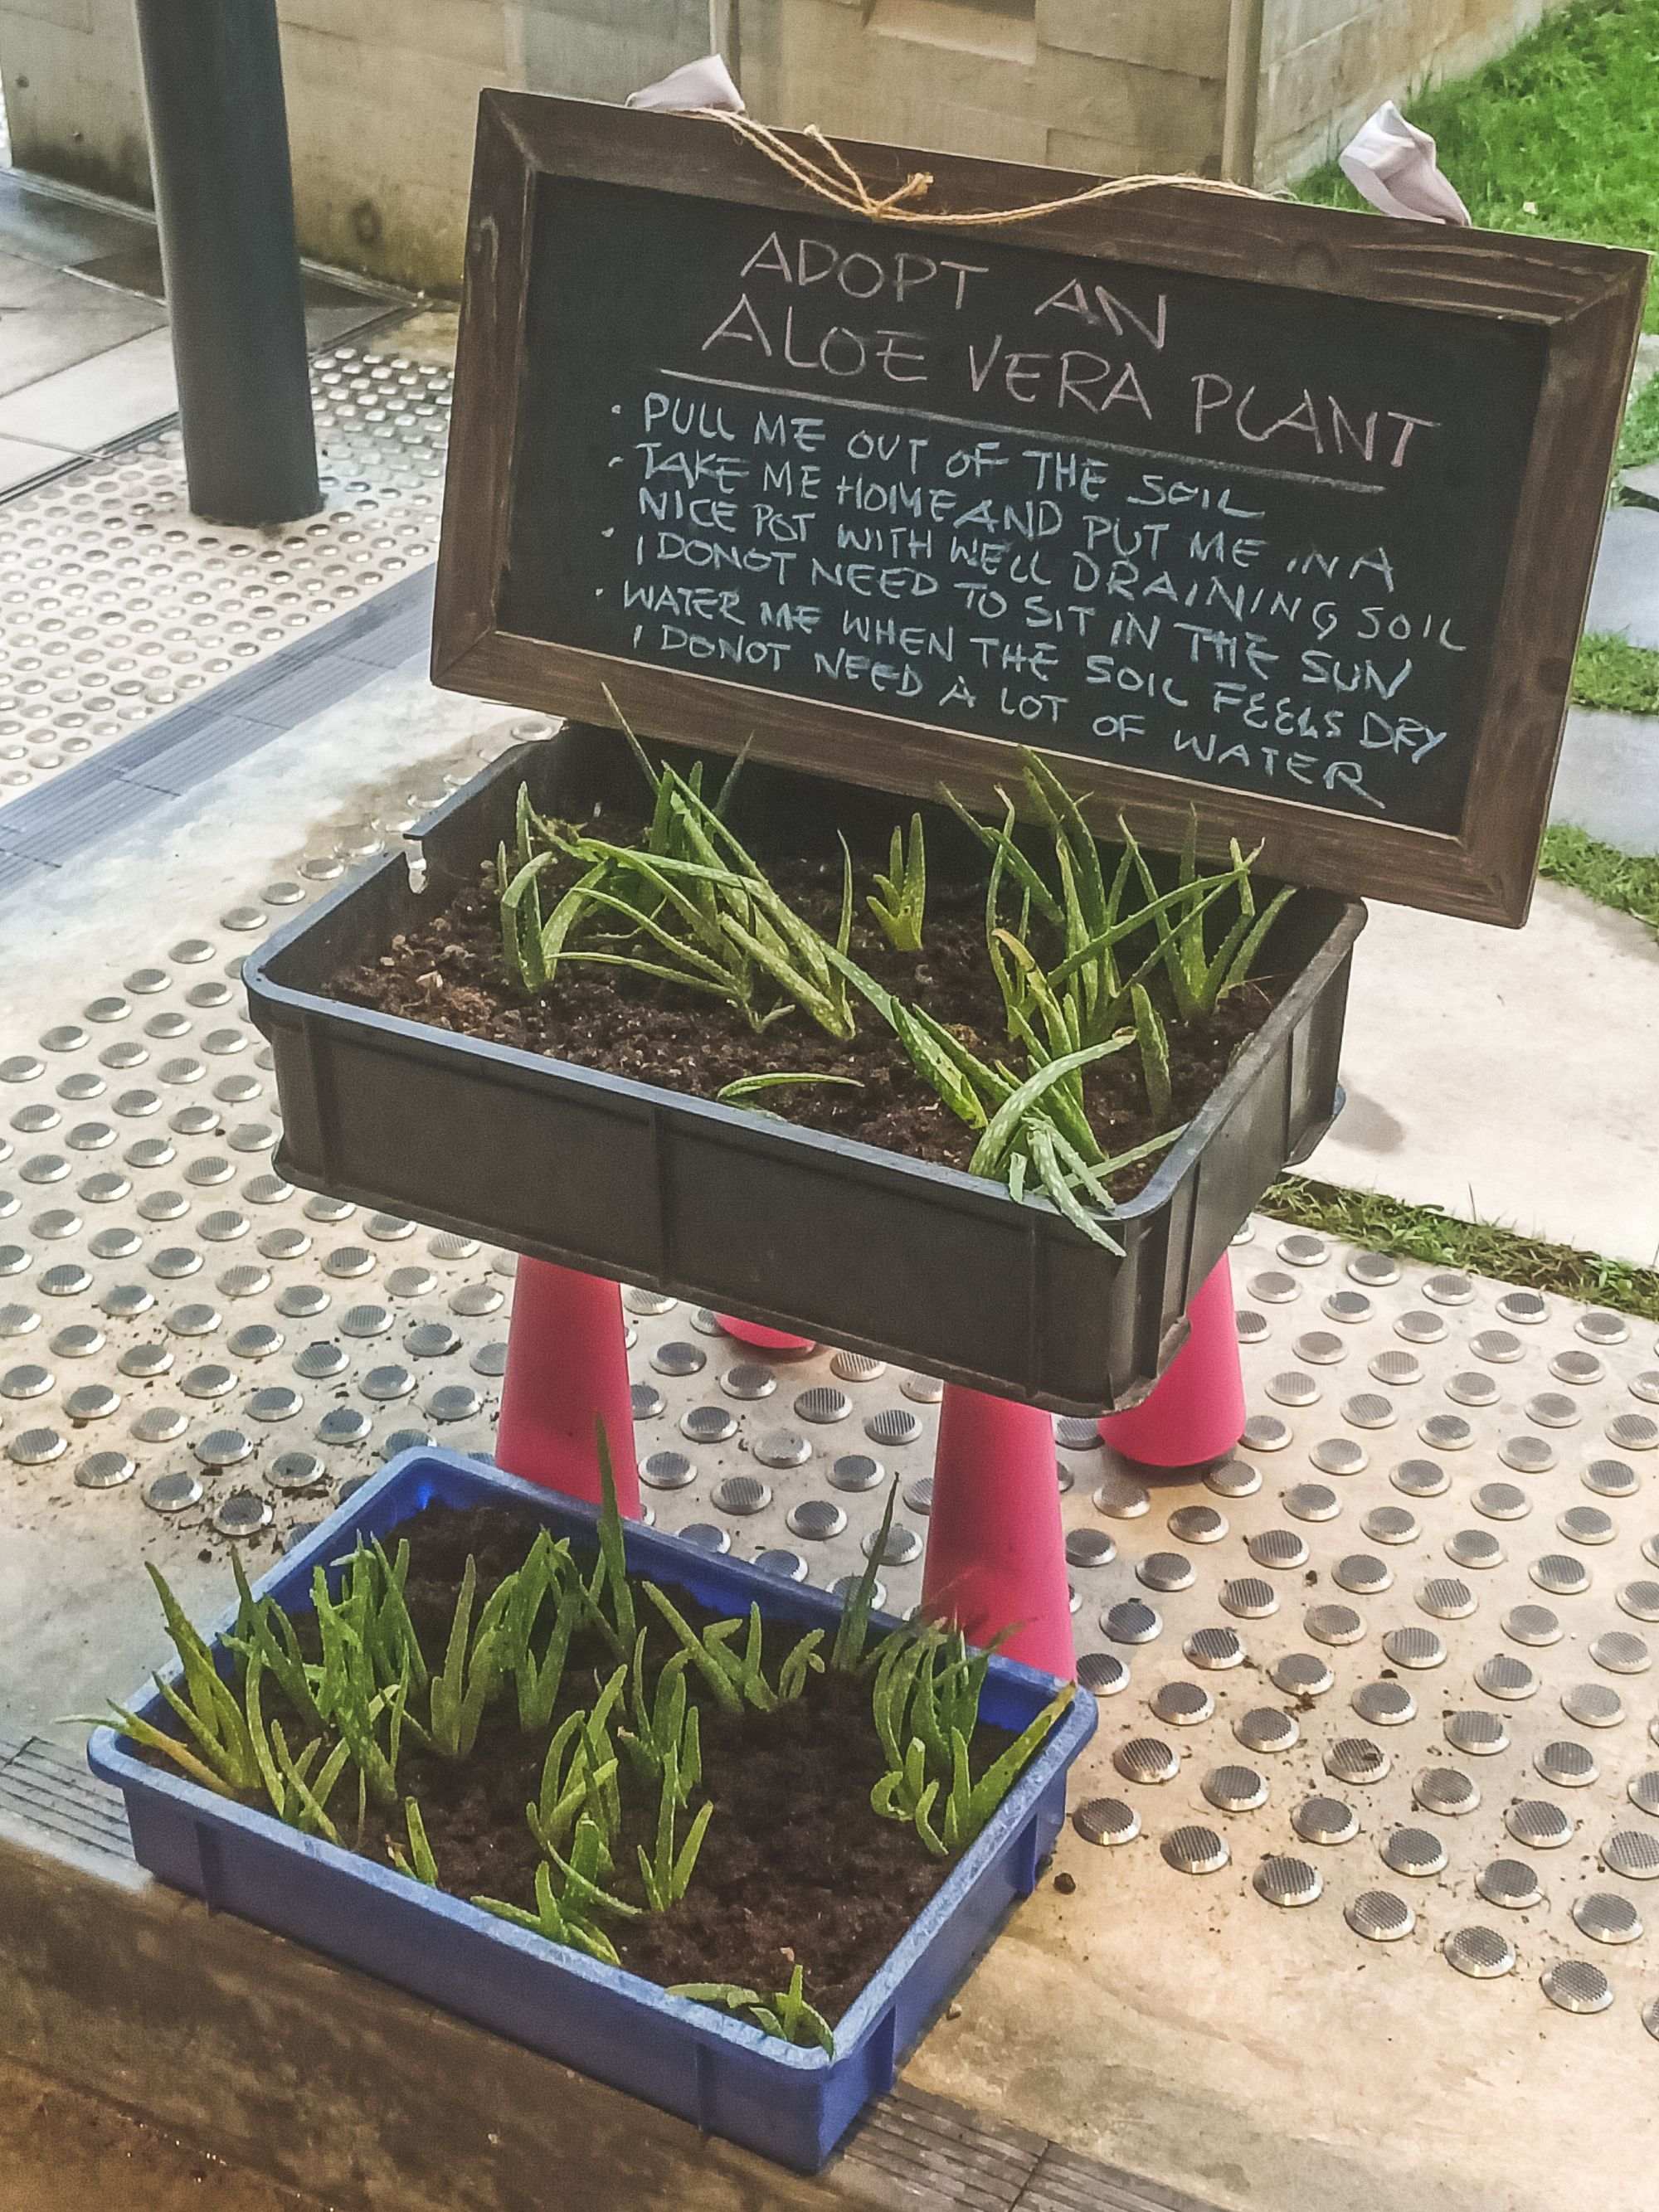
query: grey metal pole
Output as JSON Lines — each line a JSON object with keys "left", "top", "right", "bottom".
{"left": 1222, "top": 0, "right": 1267, "bottom": 187}
{"left": 133, "top": 0, "right": 322, "bottom": 524}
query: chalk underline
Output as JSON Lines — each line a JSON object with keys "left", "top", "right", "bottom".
{"left": 654, "top": 368, "right": 1388, "bottom": 498}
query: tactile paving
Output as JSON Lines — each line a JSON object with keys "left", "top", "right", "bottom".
{"left": 0, "top": 346, "right": 450, "bottom": 794}
{"left": 8, "top": 735, "right": 1659, "bottom": 2042}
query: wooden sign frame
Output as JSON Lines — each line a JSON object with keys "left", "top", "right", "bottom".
{"left": 432, "top": 91, "right": 1647, "bottom": 926}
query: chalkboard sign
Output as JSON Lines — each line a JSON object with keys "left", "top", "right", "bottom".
{"left": 435, "top": 96, "right": 1647, "bottom": 924}
{"left": 508, "top": 178, "right": 1544, "bottom": 841}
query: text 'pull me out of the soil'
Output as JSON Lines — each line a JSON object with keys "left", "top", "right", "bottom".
{"left": 507, "top": 177, "right": 1545, "bottom": 834}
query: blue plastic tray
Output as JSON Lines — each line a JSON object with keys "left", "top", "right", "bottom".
{"left": 89, "top": 1451, "right": 1097, "bottom": 2171}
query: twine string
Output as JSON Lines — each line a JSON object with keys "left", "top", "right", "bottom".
{"left": 694, "top": 109, "right": 1272, "bottom": 228}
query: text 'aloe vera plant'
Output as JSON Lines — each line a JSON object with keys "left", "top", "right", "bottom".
{"left": 491, "top": 712, "right": 1297, "bottom": 1254}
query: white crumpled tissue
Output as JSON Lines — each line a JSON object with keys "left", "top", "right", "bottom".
{"left": 626, "top": 55, "right": 745, "bottom": 115}
{"left": 1339, "top": 100, "right": 1470, "bottom": 226}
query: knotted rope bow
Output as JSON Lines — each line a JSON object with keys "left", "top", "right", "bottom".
{"left": 693, "top": 109, "right": 1273, "bottom": 228}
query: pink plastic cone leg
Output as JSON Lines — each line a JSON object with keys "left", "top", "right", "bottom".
{"left": 1097, "top": 1255, "right": 1245, "bottom": 1467}
{"left": 716, "top": 1314, "right": 816, "bottom": 1355}
{"left": 922, "top": 1383, "right": 1075, "bottom": 1680}
{"left": 495, "top": 1257, "right": 641, "bottom": 1515}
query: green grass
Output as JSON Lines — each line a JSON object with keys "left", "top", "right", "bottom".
{"left": 1295, "top": 0, "right": 1659, "bottom": 332}
{"left": 1266, "top": 1173, "right": 1659, "bottom": 1319}
{"left": 1537, "top": 821, "right": 1659, "bottom": 934}
{"left": 1571, "top": 630, "right": 1659, "bottom": 712}
{"left": 1617, "top": 369, "right": 1659, "bottom": 471}
{"left": 1270, "top": 7, "right": 1659, "bottom": 1324}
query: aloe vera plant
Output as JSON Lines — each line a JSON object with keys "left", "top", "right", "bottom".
{"left": 669, "top": 1966, "right": 834, "bottom": 2056}
{"left": 71, "top": 1563, "right": 263, "bottom": 1801}
{"left": 640, "top": 1581, "right": 743, "bottom": 1714}
{"left": 640, "top": 1582, "right": 827, "bottom": 1719}
{"left": 524, "top": 1662, "right": 628, "bottom": 1870}
{"left": 850, "top": 961, "right": 1176, "bottom": 1252}
{"left": 389, "top": 1796, "right": 440, "bottom": 1887}
{"left": 870, "top": 1622, "right": 1076, "bottom": 1857}
{"left": 868, "top": 813, "right": 926, "bottom": 951}
{"left": 244, "top": 1653, "right": 352, "bottom": 1842}
{"left": 497, "top": 700, "right": 862, "bottom": 1043}
{"left": 475, "top": 1814, "right": 640, "bottom": 1966}
{"left": 1129, "top": 809, "right": 1296, "bottom": 1024}
{"left": 577, "top": 1662, "right": 628, "bottom": 1845}
{"left": 296, "top": 1536, "right": 431, "bottom": 1717}
{"left": 576, "top": 1425, "right": 639, "bottom": 1662}
{"left": 1131, "top": 981, "right": 1171, "bottom": 1122}
{"left": 714, "top": 1072, "right": 863, "bottom": 1108}
{"left": 335, "top": 1537, "right": 431, "bottom": 1699}
{"left": 497, "top": 1526, "right": 581, "bottom": 1732}
{"left": 707, "top": 1605, "right": 830, "bottom": 1711}
{"left": 637, "top": 1747, "right": 714, "bottom": 1913}
{"left": 776, "top": 1627, "right": 826, "bottom": 1704}
{"left": 950, "top": 755, "right": 1292, "bottom": 1121}
{"left": 224, "top": 1553, "right": 323, "bottom": 1730}
{"left": 863, "top": 756, "right": 1301, "bottom": 1229}
{"left": 905, "top": 1626, "right": 998, "bottom": 1779}
{"left": 1072, "top": 809, "right": 1286, "bottom": 1117}
{"left": 567, "top": 834, "right": 859, "bottom": 1040}
{"left": 620, "top": 1634, "right": 700, "bottom": 1798}
{"left": 873, "top": 1735, "right": 946, "bottom": 1854}
{"left": 416, "top": 1555, "right": 503, "bottom": 1761}
{"left": 496, "top": 778, "right": 592, "bottom": 992}
{"left": 362, "top": 1538, "right": 431, "bottom": 1696}
{"left": 830, "top": 1478, "right": 898, "bottom": 1674}
{"left": 872, "top": 1633, "right": 932, "bottom": 1779}
{"left": 937, "top": 1685, "right": 1075, "bottom": 1855}
{"left": 702, "top": 1605, "right": 780, "bottom": 1713}
{"left": 311, "top": 1567, "right": 411, "bottom": 1809}
{"left": 523, "top": 1704, "right": 619, "bottom": 1860}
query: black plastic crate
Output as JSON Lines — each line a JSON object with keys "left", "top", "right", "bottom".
{"left": 243, "top": 732, "right": 1364, "bottom": 1412}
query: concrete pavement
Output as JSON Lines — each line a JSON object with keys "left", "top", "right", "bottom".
{"left": 1552, "top": 707, "right": 1659, "bottom": 857}
{"left": 1303, "top": 875, "right": 1659, "bottom": 1266}
{"left": 0, "top": 168, "right": 397, "bottom": 495}
{"left": 0, "top": 2051, "right": 328, "bottom": 2212}
{"left": 1587, "top": 506, "right": 1659, "bottom": 651}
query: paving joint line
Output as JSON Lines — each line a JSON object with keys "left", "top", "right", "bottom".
{"left": 0, "top": 294, "right": 426, "bottom": 511}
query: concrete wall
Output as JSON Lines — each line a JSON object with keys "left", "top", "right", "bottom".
{"left": 0, "top": 0, "right": 1579, "bottom": 293}
{"left": 276, "top": 0, "right": 525, "bottom": 288}
{"left": 1, "top": 0, "right": 150, "bottom": 203}
{"left": 523, "top": 0, "right": 709, "bottom": 109}
{"left": 1255, "top": 0, "right": 1574, "bottom": 186}
{"left": 733, "top": 0, "right": 1229, "bottom": 178}
{"left": 0, "top": 0, "right": 1228, "bottom": 290}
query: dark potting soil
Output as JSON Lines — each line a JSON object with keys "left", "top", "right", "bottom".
{"left": 332, "top": 809, "right": 1284, "bottom": 1198}
{"left": 182, "top": 1500, "right": 1013, "bottom": 2025}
